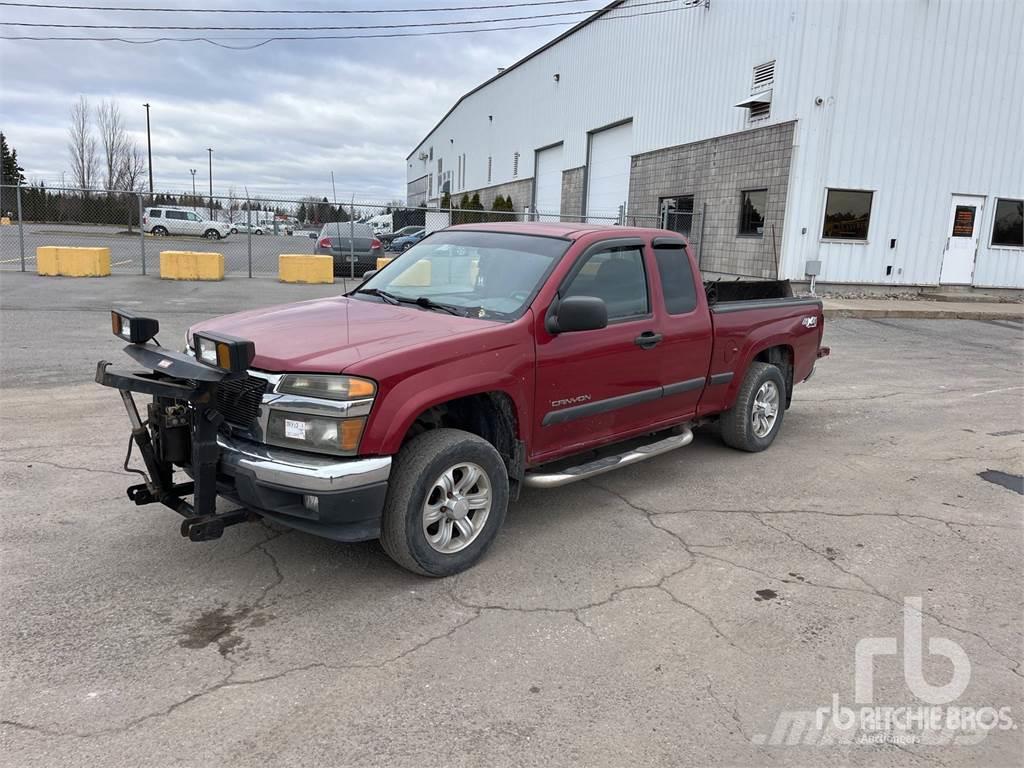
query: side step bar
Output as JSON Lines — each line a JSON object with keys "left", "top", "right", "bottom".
{"left": 522, "top": 428, "right": 693, "bottom": 489}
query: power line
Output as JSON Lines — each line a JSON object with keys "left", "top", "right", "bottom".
{"left": 0, "top": 0, "right": 685, "bottom": 31}
{"left": 0, "top": 2, "right": 704, "bottom": 47}
{"left": 0, "top": 0, "right": 598, "bottom": 13}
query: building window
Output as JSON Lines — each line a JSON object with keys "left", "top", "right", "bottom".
{"left": 991, "top": 198, "right": 1024, "bottom": 247}
{"left": 429, "top": 147, "right": 433, "bottom": 161}
{"left": 513, "top": 151, "right": 520, "bottom": 178}
{"left": 822, "top": 189, "right": 873, "bottom": 240}
{"left": 738, "top": 189, "right": 767, "bottom": 236}
{"left": 660, "top": 195, "right": 694, "bottom": 236}
{"left": 487, "top": 156, "right": 492, "bottom": 183}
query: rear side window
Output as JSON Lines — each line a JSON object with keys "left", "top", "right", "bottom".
{"left": 563, "top": 247, "right": 649, "bottom": 321}
{"left": 165, "top": 210, "right": 187, "bottom": 220}
{"left": 653, "top": 244, "right": 697, "bottom": 314}
{"left": 148, "top": 209, "right": 162, "bottom": 218}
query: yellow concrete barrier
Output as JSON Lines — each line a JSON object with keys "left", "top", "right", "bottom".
{"left": 0, "top": 216, "right": 11, "bottom": 225}
{"left": 392, "top": 259, "right": 431, "bottom": 288}
{"left": 376, "top": 257, "right": 394, "bottom": 270}
{"left": 159, "top": 250, "right": 224, "bottom": 281}
{"left": 36, "top": 246, "right": 111, "bottom": 277}
{"left": 279, "top": 254, "right": 334, "bottom": 284}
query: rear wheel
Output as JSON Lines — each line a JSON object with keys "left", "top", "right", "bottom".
{"left": 151, "top": 226, "right": 168, "bottom": 236}
{"left": 720, "top": 362, "right": 786, "bottom": 452}
{"left": 380, "top": 428, "right": 508, "bottom": 577}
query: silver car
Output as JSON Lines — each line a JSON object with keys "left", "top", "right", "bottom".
{"left": 315, "top": 222, "right": 383, "bottom": 276}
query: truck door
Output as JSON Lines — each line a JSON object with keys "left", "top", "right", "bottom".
{"left": 532, "top": 238, "right": 668, "bottom": 463}
{"left": 648, "top": 238, "right": 713, "bottom": 419}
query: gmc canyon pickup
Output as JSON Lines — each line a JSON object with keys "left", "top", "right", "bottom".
{"left": 97, "top": 222, "right": 829, "bottom": 576}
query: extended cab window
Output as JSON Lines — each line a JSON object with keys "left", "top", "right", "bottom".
{"left": 563, "top": 247, "right": 648, "bottom": 321}
{"left": 653, "top": 244, "right": 697, "bottom": 314}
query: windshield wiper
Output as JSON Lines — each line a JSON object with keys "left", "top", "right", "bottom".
{"left": 355, "top": 287, "right": 466, "bottom": 316}
{"left": 411, "top": 296, "right": 461, "bottom": 315}
{"left": 354, "top": 287, "right": 401, "bottom": 305}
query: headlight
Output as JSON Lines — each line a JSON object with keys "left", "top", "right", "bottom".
{"left": 111, "top": 309, "right": 159, "bottom": 344}
{"left": 277, "top": 374, "right": 376, "bottom": 401}
{"left": 267, "top": 410, "right": 365, "bottom": 455}
{"left": 192, "top": 331, "right": 255, "bottom": 374}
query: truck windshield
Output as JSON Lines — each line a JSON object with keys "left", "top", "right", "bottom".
{"left": 354, "top": 230, "right": 570, "bottom": 320}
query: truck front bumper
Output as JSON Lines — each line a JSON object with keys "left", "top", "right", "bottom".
{"left": 214, "top": 433, "right": 392, "bottom": 542}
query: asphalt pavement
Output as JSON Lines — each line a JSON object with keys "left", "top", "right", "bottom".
{"left": 1, "top": 273, "right": 1022, "bottom": 767}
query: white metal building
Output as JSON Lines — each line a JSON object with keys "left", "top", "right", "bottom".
{"left": 406, "top": 0, "right": 1024, "bottom": 290}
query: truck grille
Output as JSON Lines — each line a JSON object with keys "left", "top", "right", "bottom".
{"left": 215, "top": 375, "right": 268, "bottom": 429}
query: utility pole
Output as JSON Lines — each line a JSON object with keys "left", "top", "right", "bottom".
{"left": 207, "top": 148, "right": 213, "bottom": 220}
{"left": 142, "top": 103, "right": 153, "bottom": 195}
{"left": 190, "top": 168, "right": 197, "bottom": 210}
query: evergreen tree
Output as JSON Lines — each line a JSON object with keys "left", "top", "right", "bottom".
{"left": 1, "top": 132, "right": 26, "bottom": 215}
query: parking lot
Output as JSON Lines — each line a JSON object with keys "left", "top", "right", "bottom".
{"left": 1, "top": 273, "right": 1021, "bottom": 767}
{"left": 0, "top": 222, "right": 328, "bottom": 275}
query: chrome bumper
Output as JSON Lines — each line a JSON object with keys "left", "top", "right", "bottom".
{"left": 216, "top": 433, "right": 391, "bottom": 494}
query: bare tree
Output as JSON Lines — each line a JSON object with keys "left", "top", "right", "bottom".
{"left": 119, "top": 140, "right": 146, "bottom": 192}
{"left": 225, "top": 186, "right": 237, "bottom": 223}
{"left": 96, "top": 99, "right": 128, "bottom": 190}
{"left": 67, "top": 96, "right": 98, "bottom": 190}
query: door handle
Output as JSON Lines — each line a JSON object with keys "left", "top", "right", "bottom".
{"left": 635, "top": 331, "right": 663, "bottom": 349}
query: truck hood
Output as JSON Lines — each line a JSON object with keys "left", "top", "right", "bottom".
{"left": 189, "top": 295, "right": 495, "bottom": 373}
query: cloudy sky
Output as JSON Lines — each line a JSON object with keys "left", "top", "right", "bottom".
{"left": 0, "top": 1, "right": 598, "bottom": 202}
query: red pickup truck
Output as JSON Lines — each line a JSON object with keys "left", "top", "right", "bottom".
{"left": 97, "top": 222, "right": 828, "bottom": 576}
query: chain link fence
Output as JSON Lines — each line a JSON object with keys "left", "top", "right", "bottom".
{"left": 0, "top": 184, "right": 700, "bottom": 276}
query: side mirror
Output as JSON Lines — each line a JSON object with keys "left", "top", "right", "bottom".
{"left": 547, "top": 295, "right": 608, "bottom": 334}
{"left": 359, "top": 269, "right": 378, "bottom": 283}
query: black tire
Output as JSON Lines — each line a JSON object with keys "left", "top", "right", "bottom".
{"left": 380, "top": 428, "right": 509, "bottom": 577}
{"left": 151, "top": 226, "right": 168, "bottom": 236}
{"left": 230, "top": 227, "right": 238, "bottom": 234}
{"left": 401, "top": 242, "right": 413, "bottom": 251}
{"left": 204, "top": 229, "right": 221, "bottom": 240}
{"left": 720, "top": 361, "right": 786, "bottom": 452}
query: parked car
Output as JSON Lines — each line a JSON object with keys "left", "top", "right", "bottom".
{"left": 389, "top": 229, "right": 427, "bottom": 252}
{"left": 229, "top": 222, "right": 266, "bottom": 235}
{"left": 96, "top": 222, "right": 829, "bottom": 577}
{"left": 143, "top": 208, "right": 231, "bottom": 240}
{"left": 380, "top": 225, "right": 424, "bottom": 249}
{"left": 314, "top": 222, "right": 383, "bottom": 276}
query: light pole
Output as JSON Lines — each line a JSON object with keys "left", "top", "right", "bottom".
{"left": 142, "top": 103, "right": 153, "bottom": 195}
{"left": 189, "top": 168, "right": 196, "bottom": 209}
{"left": 207, "top": 148, "right": 213, "bottom": 220}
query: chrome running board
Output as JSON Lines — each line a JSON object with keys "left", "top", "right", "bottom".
{"left": 522, "top": 428, "right": 693, "bottom": 489}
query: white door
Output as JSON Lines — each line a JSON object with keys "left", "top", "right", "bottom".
{"left": 533, "top": 144, "right": 563, "bottom": 220}
{"left": 939, "top": 195, "right": 985, "bottom": 285}
{"left": 586, "top": 122, "right": 632, "bottom": 224}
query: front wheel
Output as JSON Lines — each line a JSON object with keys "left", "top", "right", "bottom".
{"left": 230, "top": 227, "right": 238, "bottom": 234}
{"left": 720, "top": 361, "right": 786, "bottom": 452}
{"left": 380, "top": 428, "right": 508, "bottom": 577}
{"left": 204, "top": 229, "right": 221, "bottom": 240}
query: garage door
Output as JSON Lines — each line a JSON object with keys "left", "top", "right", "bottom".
{"left": 533, "top": 144, "right": 563, "bottom": 221}
{"left": 586, "top": 121, "right": 632, "bottom": 224}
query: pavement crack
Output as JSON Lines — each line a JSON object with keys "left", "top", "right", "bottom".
{"left": 0, "top": 457, "right": 130, "bottom": 477}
